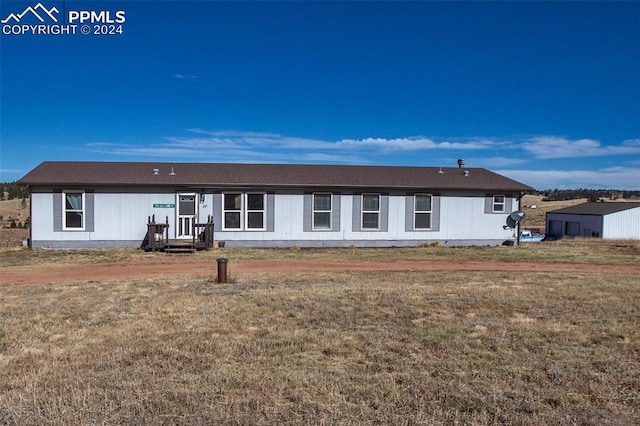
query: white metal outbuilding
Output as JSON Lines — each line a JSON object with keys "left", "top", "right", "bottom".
{"left": 546, "top": 202, "right": 640, "bottom": 240}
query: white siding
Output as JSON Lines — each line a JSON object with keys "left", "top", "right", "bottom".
{"left": 31, "top": 188, "right": 522, "bottom": 248}
{"left": 30, "top": 192, "right": 54, "bottom": 242}
{"left": 602, "top": 208, "right": 640, "bottom": 239}
{"left": 214, "top": 191, "right": 516, "bottom": 244}
{"left": 31, "top": 189, "right": 216, "bottom": 247}
{"left": 437, "top": 192, "right": 516, "bottom": 240}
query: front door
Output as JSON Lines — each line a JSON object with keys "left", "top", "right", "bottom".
{"left": 176, "top": 193, "right": 197, "bottom": 238}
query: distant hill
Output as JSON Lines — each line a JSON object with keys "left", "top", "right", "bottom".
{"left": 1, "top": 182, "right": 29, "bottom": 201}
{"left": 0, "top": 197, "right": 29, "bottom": 228}
{"left": 0, "top": 197, "right": 29, "bottom": 248}
{"left": 0, "top": 182, "right": 30, "bottom": 247}
{"left": 536, "top": 189, "right": 639, "bottom": 202}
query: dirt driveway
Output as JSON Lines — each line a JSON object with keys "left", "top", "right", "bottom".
{"left": 2, "top": 258, "right": 638, "bottom": 287}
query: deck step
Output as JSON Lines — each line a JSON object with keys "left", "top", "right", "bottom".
{"left": 163, "top": 239, "right": 196, "bottom": 253}
{"left": 164, "top": 248, "right": 195, "bottom": 253}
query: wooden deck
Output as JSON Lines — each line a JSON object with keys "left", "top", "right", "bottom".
{"left": 144, "top": 215, "right": 215, "bottom": 253}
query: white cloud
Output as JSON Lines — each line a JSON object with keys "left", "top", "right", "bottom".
{"left": 87, "top": 144, "right": 201, "bottom": 158}
{"left": 186, "top": 129, "right": 279, "bottom": 138}
{"left": 85, "top": 135, "right": 359, "bottom": 163}
{"left": 336, "top": 137, "right": 495, "bottom": 151}
{"left": 337, "top": 137, "right": 437, "bottom": 150}
{"left": 158, "top": 130, "right": 496, "bottom": 155}
{"left": 471, "top": 157, "right": 528, "bottom": 167}
{"left": 497, "top": 167, "right": 640, "bottom": 190}
{"left": 522, "top": 136, "right": 640, "bottom": 159}
{"left": 174, "top": 74, "right": 199, "bottom": 81}
{"left": 298, "top": 153, "right": 367, "bottom": 163}
{"left": 82, "top": 130, "right": 640, "bottom": 189}
{"left": 84, "top": 130, "right": 498, "bottom": 167}
{"left": 165, "top": 132, "right": 335, "bottom": 151}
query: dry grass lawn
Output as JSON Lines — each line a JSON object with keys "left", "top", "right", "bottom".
{"left": 1, "top": 239, "right": 639, "bottom": 269}
{"left": 0, "top": 244, "right": 639, "bottom": 425}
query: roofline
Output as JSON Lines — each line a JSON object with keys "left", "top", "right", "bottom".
{"left": 546, "top": 212, "right": 606, "bottom": 217}
{"left": 23, "top": 181, "right": 531, "bottom": 192}
{"left": 18, "top": 161, "right": 534, "bottom": 192}
{"left": 546, "top": 202, "right": 640, "bottom": 216}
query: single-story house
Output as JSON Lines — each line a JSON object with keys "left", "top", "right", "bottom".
{"left": 546, "top": 202, "right": 640, "bottom": 240}
{"left": 18, "top": 161, "right": 533, "bottom": 249}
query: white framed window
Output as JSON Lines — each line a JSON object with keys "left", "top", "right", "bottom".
{"left": 313, "top": 193, "right": 332, "bottom": 230}
{"left": 223, "top": 193, "right": 242, "bottom": 230}
{"left": 246, "top": 193, "right": 266, "bottom": 230}
{"left": 222, "top": 192, "right": 267, "bottom": 230}
{"left": 63, "top": 191, "right": 85, "bottom": 230}
{"left": 414, "top": 194, "right": 432, "bottom": 229}
{"left": 362, "top": 193, "right": 380, "bottom": 230}
{"left": 493, "top": 195, "right": 505, "bottom": 213}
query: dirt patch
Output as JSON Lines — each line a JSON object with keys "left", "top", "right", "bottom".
{"left": 2, "top": 258, "right": 638, "bottom": 287}
{"left": 0, "top": 228, "right": 28, "bottom": 249}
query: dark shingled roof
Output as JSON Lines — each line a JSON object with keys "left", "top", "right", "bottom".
{"left": 548, "top": 202, "right": 640, "bottom": 216}
{"left": 19, "top": 161, "right": 533, "bottom": 191}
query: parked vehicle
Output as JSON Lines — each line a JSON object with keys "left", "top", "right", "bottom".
{"left": 519, "top": 230, "right": 545, "bottom": 242}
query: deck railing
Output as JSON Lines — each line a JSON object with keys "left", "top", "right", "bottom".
{"left": 145, "top": 215, "right": 214, "bottom": 252}
{"left": 192, "top": 216, "right": 215, "bottom": 250}
{"left": 146, "top": 215, "right": 170, "bottom": 252}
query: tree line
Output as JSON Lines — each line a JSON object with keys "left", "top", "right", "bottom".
{"left": 535, "top": 189, "right": 640, "bottom": 202}
{"left": 1, "top": 182, "right": 29, "bottom": 200}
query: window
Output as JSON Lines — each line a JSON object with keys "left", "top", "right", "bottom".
{"left": 362, "top": 194, "right": 380, "bottom": 229}
{"left": 223, "top": 193, "right": 242, "bottom": 229}
{"left": 63, "top": 191, "right": 84, "bottom": 230}
{"left": 313, "top": 193, "right": 332, "bottom": 230}
{"left": 55, "top": 191, "right": 93, "bottom": 233}
{"left": 222, "top": 192, "right": 267, "bottom": 230}
{"left": 304, "top": 193, "right": 340, "bottom": 232}
{"left": 246, "top": 193, "right": 266, "bottom": 230}
{"left": 414, "top": 194, "right": 432, "bottom": 229}
{"left": 179, "top": 195, "right": 196, "bottom": 216}
{"left": 492, "top": 195, "right": 505, "bottom": 212}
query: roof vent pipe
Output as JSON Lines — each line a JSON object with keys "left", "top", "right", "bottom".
{"left": 169, "top": 167, "right": 176, "bottom": 176}
{"left": 457, "top": 159, "right": 465, "bottom": 168}
{"left": 463, "top": 170, "right": 469, "bottom": 176}
{"left": 152, "top": 168, "right": 159, "bottom": 175}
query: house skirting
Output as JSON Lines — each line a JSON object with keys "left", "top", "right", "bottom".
{"left": 30, "top": 239, "right": 508, "bottom": 249}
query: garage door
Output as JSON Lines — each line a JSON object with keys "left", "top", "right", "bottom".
{"left": 548, "top": 220, "right": 562, "bottom": 237}
{"left": 565, "top": 221, "right": 580, "bottom": 237}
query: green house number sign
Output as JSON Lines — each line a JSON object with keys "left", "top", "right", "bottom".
{"left": 153, "top": 203, "right": 175, "bottom": 208}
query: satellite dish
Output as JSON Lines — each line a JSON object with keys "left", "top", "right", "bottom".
{"left": 506, "top": 210, "right": 526, "bottom": 229}
{"left": 510, "top": 211, "right": 526, "bottom": 221}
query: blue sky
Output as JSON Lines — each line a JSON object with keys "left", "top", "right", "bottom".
{"left": 1, "top": 0, "right": 639, "bottom": 190}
